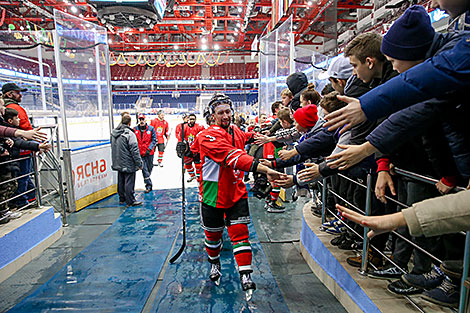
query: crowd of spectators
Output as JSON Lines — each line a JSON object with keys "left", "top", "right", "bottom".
{"left": 0, "top": 83, "right": 50, "bottom": 225}
{"left": 227, "top": 2, "right": 469, "bottom": 309}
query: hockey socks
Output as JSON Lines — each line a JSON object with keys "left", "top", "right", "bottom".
{"left": 194, "top": 162, "right": 202, "bottom": 179}
{"left": 227, "top": 223, "right": 252, "bottom": 272}
{"left": 158, "top": 151, "right": 164, "bottom": 163}
{"left": 204, "top": 230, "right": 223, "bottom": 263}
{"left": 184, "top": 163, "right": 196, "bottom": 178}
{"left": 270, "top": 184, "right": 280, "bottom": 202}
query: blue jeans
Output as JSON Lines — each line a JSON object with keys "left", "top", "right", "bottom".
{"left": 12, "top": 157, "right": 36, "bottom": 207}
{"left": 141, "top": 154, "right": 154, "bottom": 190}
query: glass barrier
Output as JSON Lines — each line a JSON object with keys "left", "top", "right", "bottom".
{"left": 54, "top": 10, "right": 112, "bottom": 147}
{"left": 0, "top": 31, "right": 57, "bottom": 114}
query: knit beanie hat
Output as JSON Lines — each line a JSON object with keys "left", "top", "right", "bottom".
{"left": 293, "top": 104, "right": 318, "bottom": 129}
{"left": 381, "top": 5, "right": 435, "bottom": 61}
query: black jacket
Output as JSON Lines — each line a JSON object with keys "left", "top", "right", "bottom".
{"left": 286, "top": 72, "right": 308, "bottom": 112}
{"left": 273, "top": 119, "right": 335, "bottom": 169}
{"left": 110, "top": 124, "right": 142, "bottom": 173}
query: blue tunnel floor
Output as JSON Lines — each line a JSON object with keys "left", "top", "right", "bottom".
{"left": 0, "top": 188, "right": 346, "bottom": 313}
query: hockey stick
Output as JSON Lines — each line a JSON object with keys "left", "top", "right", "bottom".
{"left": 170, "top": 122, "right": 187, "bottom": 263}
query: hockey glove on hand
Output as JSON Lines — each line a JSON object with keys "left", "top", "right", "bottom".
{"left": 176, "top": 141, "right": 188, "bottom": 158}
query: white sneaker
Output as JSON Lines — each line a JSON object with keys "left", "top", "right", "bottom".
{"left": 5, "top": 211, "right": 22, "bottom": 219}
{"left": 158, "top": 162, "right": 163, "bottom": 167}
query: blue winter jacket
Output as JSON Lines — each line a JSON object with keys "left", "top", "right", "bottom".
{"left": 359, "top": 30, "right": 470, "bottom": 121}
{"left": 365, "top": 31, "right": 470, "bottom": 177}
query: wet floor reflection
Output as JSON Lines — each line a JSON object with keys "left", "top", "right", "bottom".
{"left": 8, "top": 189, "right": 183, "bottom": 313}
{"left": 151, "top": 199, "right": 290, "bottom": 313}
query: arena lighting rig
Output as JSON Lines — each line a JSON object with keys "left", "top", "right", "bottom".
{"left": 0, "top": 0, "right": 369, "bottom": 52}
{"left": 88, "top": 0, "right": 170, "bottom": 29}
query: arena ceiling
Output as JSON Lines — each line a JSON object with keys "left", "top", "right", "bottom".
{"left": 0, "top": 0, "right": 371, "bottom": 53}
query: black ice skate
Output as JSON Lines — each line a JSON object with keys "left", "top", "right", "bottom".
{"left": 264, "top": 199, "right": 285, "bottom": 213}
{"left": 240, "top": 271, "right": 256, "bottom": 301}
{"left": 187, "top": 175, "right": 197, "bottom": 183}
{"left": 209, "top": 261, "right": 222, "bottom": 286}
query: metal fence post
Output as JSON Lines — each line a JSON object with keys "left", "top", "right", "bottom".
{"left": 321, "top": 178, "right": 327, "bottom": 225}
{"left": 459, "top": 232, "right": 470, "bottom": 313}
{"left": 62, "top": 149, "right": 76, "bottom": 213}
{"left": 359, "top": 173, "right": 372, "bottom": 275}
{"left": 31, "top": 154, "right": 42, "bottom": 207}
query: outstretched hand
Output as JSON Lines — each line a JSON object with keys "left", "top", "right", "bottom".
{"left": 266, "top": 169, "right": 286, "bottom": 182}
{"left": 326, "top": 142, "right": 377, "bottom": 170}
{"left": 336, "top": 204, "right": 406, "bottom": 239}
{"left": 323, "top": 95, "right": 366, "bottom": 134}
{"left": 297, "top": 162, "right": 320, "bottom": 182}
{"left": 278, "top": 149, "right": 297, "bottom": 161}
{"left": 21, "top": 127, "right": 48, "bottom": 142}
{"left": 259, "top": 159, "right": 272, "bottom": 168}
{"left": 375, "top": 171, "right": 396, "bottom": 203}
{"left": 254, "top": 133, "right": 271, "bottom": 145}
{"left": 274, "top": 174, "right": 294, "bottom": 188}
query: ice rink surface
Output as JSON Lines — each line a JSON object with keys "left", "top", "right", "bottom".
{"left": 62, "top": 113, "right": 200, "bottom": 190}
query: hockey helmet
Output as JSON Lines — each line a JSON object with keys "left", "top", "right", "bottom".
{"left": 206, "top": 93, "right": 233, "bottom": 115}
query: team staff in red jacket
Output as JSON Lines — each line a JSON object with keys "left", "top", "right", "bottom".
{"left": 175, "top": 113, "right": 205, "bottom": 182}
{"left": 134, "top": 113, "right": 157, "bottom": 193}
{"left": 150, "top": 110, "right": 169, "bottom": 167}
{"left": 195, "top": 93, "right": 283, "bottom": 295}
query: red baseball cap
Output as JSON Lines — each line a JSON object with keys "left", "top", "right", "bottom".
{"left": 138, "top": 113, "right": 146, "bottom": 119}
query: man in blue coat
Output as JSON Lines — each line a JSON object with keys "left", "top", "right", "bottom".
{"left": 323, "top": 0, "right": 470, "bottom": 133}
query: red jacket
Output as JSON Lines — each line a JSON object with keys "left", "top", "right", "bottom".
{"left": 4, "top": 101, "right": 32, "bottom": 131}
{"left": 175, "top": 122, "right": 205, "bottom": 145}
{"left": 195, "top": 125, "right": 255, "bottom": 208}
{"left": 150, "top": 118, "right": 169, "bottom": 144}
{"left": 134, "top": 124, "right": 157, "bottom": 156}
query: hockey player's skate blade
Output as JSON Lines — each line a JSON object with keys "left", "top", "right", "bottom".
{"left": 245, "top": 289, "right": 253, "bottom": 301}
{"left": 210, "top": 262, "right": 222, "bottom": 286}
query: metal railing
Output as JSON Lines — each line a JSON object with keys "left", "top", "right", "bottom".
{"left": 0, "top": 154, "right": 38, "bottom": 211}
{"left": 0, "top": 149, "right": 67, "bottom": 225}
{"left": 317, "top": 168, "right": 468, "bottom": 313}
{"left": 30, "top": 114, "right": 68, "bottom": 225}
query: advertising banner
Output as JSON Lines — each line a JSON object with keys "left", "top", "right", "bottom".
{"left": 70, "top": 143, "right": 117, "bottom": 211}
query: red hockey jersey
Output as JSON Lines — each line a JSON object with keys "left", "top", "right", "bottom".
{"left": 196, "top": 125, "right": 255, "bottom": 208}
{"left": 175, "top": 122, "right": 205, "bottom": 145}
{"left": 150, "top": 118, "right": 169, "bottom": 144}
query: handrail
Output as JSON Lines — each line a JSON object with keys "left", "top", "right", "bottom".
{"left": 318, "top": 168, "right": 468, "bottom": 313}
{"left": 395, "top": 167, "right": 467, "bottom": 192}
